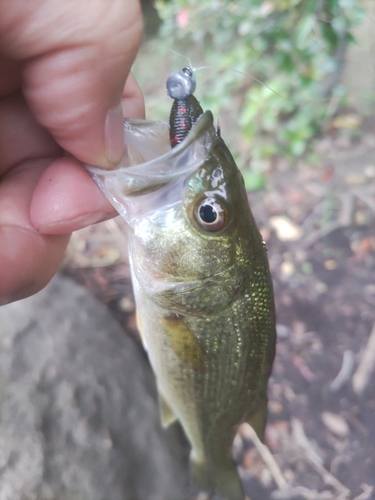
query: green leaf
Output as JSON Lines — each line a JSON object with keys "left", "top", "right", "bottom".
{"left": 242, "top": 171, "right": 266, "bottom": 192}
{"left": 295, "top": 15, "right": 315, "bottom": 47}
{"left": 153, "top": 0, "right": 362, "bottom": 160}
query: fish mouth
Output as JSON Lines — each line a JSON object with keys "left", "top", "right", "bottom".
{"left": 87, "top": 111, "right": 216, "bottom": 200}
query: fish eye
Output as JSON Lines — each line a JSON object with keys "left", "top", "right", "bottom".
{"left": 195, "top": 198, "right": 227, "bottom": 232}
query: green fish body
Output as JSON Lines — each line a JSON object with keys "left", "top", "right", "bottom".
{"left": 88, "top": 111, "right": 276, "bottom": 500}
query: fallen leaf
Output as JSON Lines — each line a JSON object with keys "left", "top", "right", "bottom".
{"left": 321, "top": 411, "right": 349, "bottom": 438}
{"left": 345, "top": 173, "right": 367, "bottom": 186}
{"left": 331, "top": 113, "right": 361, "bottom": 129}
{"left": 269, "top": 215, "right": 302, "bottom": 241}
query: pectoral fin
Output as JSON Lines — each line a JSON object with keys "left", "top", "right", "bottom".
{"left": 159, "top": 393, "right": 178, "bottom": 428}
{"left": 161, "top": 316, "right": 205, "bottom": 372}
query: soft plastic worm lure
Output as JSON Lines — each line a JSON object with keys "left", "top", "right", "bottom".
{"left": 166, "top": 66, "right": 204, "bottom": 148}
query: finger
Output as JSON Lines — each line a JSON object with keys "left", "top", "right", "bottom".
{"left": 30, "top": 73, "right": 144, "bottom": 233}
{"left": 0, "top": 90, "right": 116, "bottom": 234}
{"left": 0, "top": 0, "right": 143, "bottom": 169}
{"left": 0, "top": 53, "right": 22, "bottom": 96}
{"left": 0, "top": 159, "right": 70, "bottom": 304}
{"left": 122, "top": 72, "right": 145, "bottom": 119}
{"left": 30, "top": 157, "right": 117, "bottom": 234}
{"left": 0, "top": 90, "right": 61, "bottom": 176}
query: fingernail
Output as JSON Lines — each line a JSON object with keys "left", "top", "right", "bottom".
{"left": 104, "top": 103, "right": 125, "bottom": 165}
{"left": 39, "top": 212, "right": 108, "bottom": 234}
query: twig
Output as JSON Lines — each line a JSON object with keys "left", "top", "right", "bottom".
{"left": 338, "top": 193, "right": 355, "bottom": 227}
{"left": 195, "top": 492, "right": 212, "bottom": 500}
{"left": 301, "top": 221, "right": 343, "bottom": 248}
{"left": 301, "top": 198, "right": 327, "bottom": 232}
{"left": 195, "top": 493, "right": 210, "bottom": 500}
{"left": 291, "top": 419, "right": 351, "bottom": 498}
{"left": 291, "top": 418, "right": 323, "bottom": 465}
{"left": 239, "top": 423, "right": 288, "bottom": 490}
{"left": 353, "top": 484, "right": 374, "bottom": 500}
{"left": 353, "top": 187, "right": 375, "bottom": 214}
{"left": 271, "top": 485, "right": 336, "bottom": 500}
{"left": 195, "top": 490, "right": 252, "bottom": 500}
{"left": 329, "top": 350, "right": 355, "bottom": 392}
{"left": 352, "top": 322, "right": 375, "bottom": 395}
{"left": 342, "top": 408, "right": 368, "bottom": 437}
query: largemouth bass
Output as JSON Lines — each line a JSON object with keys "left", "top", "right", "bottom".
{"left": 88, "top": 92, "right": 276, "bottom": 500}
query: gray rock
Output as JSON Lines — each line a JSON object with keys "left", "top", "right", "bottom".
{"left": 0, "top": 275, "right": 188, "bottom": 500}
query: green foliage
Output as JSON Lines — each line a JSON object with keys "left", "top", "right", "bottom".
{"left": 154, "top": 0, "right": 364, "bottom": 177}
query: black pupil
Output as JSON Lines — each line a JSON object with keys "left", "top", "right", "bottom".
{"left": 199, "top": 204, "right": 217, "bottom": 223}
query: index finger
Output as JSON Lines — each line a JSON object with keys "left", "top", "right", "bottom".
{"left": 0, "top": 0, "right": 144, "bottom": 169}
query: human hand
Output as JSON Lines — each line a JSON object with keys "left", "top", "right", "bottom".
{"left": 0, "top": 0, "right": 144, "bottom": 304}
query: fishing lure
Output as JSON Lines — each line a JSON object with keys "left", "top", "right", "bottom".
{"left": 166, "top": 66, "right": 204, "bottom": 147}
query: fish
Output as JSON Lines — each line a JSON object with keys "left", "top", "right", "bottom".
{"left": 87, "top": 79, "right": 276, "bottom": 500}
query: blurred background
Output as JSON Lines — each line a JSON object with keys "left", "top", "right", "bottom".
{"left": 3, "top": 1, "right": 375, "bottom": 499}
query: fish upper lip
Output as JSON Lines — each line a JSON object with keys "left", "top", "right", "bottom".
{"left": 87, "top": 111, "right": 215, "bottom": 177}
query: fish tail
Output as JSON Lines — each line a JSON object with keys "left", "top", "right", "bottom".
{"left": 190, "top": 453, "right": 244, "bottom": 500}
{"left": 214, "top": 467, "right": 244, "bottom": 500}
{"left": 190, "top": 452, "right": 212, "bottom": 491}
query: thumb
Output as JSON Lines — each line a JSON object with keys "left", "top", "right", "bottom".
{"left": 0, "top": 0, "right": 143, "bottom": 169}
